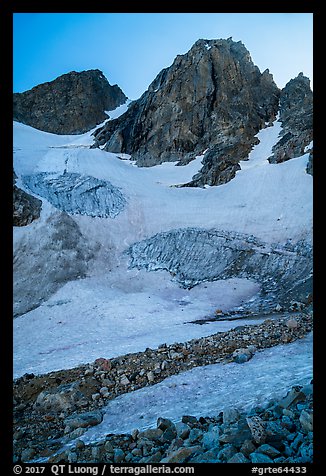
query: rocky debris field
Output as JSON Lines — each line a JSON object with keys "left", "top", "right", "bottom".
{"left": 13, "top": 311, "right": 312, "bottom": 463}
{"left": 48, "top": 382, "right": 313, "bottom": 464}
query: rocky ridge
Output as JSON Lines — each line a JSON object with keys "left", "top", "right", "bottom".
{"left": 268, "top": 72, "right": 313, "bottom": 171}
{"left": 13, "top": 69, "right": 127, "bottom": 135}
{"left": 13, "top": 312, "right": 312, "bottom": 463}
{"left": 92, "top": 38, "right": 280, "bottom": 186}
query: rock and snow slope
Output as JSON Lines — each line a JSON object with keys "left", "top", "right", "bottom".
{"left": 81, "top": 332, "right": 313, "bottom": 442}
{"left": 13, "top": 110, "right": 312, "bottom": 377}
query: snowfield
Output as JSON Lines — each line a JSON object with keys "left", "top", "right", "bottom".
{"left": 13, "top": 117, "right": 312, "bottom": 246}
{"left": 13, "top": 274, "right": 262, "bottom": 377}
{"left": 13, "top": 113, "right": 312, "bottom": 378}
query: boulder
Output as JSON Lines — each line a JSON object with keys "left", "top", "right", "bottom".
{"left": 219, "top": 418, "right": 252, "bottom": 445}
{"left": 250, "top": 452, "right": 274, "bottom": 463}
{"left": 240, "top": 439, "right": 257, "bottom": 457}
{"left": 279, "top": 387, "right": 306, "bottom": 409}
{"left": 64, "top": 411, "right": 103, "bottom": 432}
{"left": 223, "top": 408, "right": 241, "bottom": 425}
{"left": 157, "top": 417, "right": 175, "bottom": 431}
{"left": 256, "top": 443, "right": 281, "bottom": 458}
{"left": 175, "top": 421, "right": 191, "bottom": 439}
{"left": 227, "top": 452, "right": 250, "bottom": 463}
{"left": 232, "top": 348, "right": 254, "bottom": 363}
{"left": 202, "top": 425, "right": 220, "bottom": 449}
{"left": 246, "top": 416, "right": 267, "bottom": 444}
{"left": 137, "top": 428, "right": 163, "bottom": 441}
{"left": 299, "top": 409, "right": 313, "bottom": 433}
{"left": 33, "top": 381, "right": 87, "bottom": 413}
{"left": 217, "top": 444, "right": 237, "bottom": 461}
{"left": 160, "top": 445, "right": 202, "bottom": 463}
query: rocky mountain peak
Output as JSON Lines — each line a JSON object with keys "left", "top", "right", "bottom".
{"left": 13, "top": 69, "right": 127, "bottom": 135}
{"left": 279, "top": 72, "right": 312, "bottom": 115}
{"left": 268, "top": 72, "right": 313, "bottom": 167}
{"left": 93, "top": 38, "right": 280, "bottom": 186}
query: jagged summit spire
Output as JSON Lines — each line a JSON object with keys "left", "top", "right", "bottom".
{"left": 93, "top": 37, "right": 280, "bottom": 186}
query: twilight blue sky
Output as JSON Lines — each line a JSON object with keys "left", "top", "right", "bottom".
{"left": 13, "top": 13, "right": 313, "bottom": 100}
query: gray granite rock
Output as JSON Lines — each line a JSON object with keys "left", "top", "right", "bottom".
{"left": 268, "top": 73, "right": 313, "bottom": 165}
{"left": 14, "top": 69, "right": 127, "bottom": 134}
{"left": 250, "top": 452, "right": 274, "bottom": 463}
{"left": 93, "top": 38, "right": 279, "bottom": 186}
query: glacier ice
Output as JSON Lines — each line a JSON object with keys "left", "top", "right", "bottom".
{"left": 22, "top": 172, "right": 126, "bottom": 218}
{"left": 127, "top": 227, "right": 312, "bottom": 308}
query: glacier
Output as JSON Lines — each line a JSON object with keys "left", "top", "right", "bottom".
{"left": 127, "top": 228, "right": 312, "bottom": 308}
{"left": 13, "top": 113, "right": 312, "bottom": 377}
{"left": 22, "top": 172, "right": 126, "bottom": 218}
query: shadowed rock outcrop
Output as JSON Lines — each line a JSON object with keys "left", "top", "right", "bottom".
{"left": 13, "top": 170, "right": 42, "bottom": 226}
{"left": 92, "top": 38, "right": 280, "bottom": 186}
{"left": 306, "top": 150, "right": 313, "bottom": 175}
{"left": 268, "top": 73, "right": 313, "bottom": 168}
{"left": 13, "top": 69, "right": 127, "bottom": 134}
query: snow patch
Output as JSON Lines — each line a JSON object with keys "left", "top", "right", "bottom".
{"left": 304, "top": 141, "right": 313, "bottom": 153}
{"left": 104, "top": 99, "right": 131, "bottom": 121}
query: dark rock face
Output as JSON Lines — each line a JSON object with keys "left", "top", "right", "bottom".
{"left": 13, "top": 69, "right": 127, "bottom": 135}
{"left": 268, "top": 73, "right": 313, "bottom": 166}
{"left": 181, "top": 139, "right": 259, "bottom": 187}
{"left": 13, "top": 170, "right": 42, "bottom": 226}
{"left": 306, "top": 150, "right": 313, "bottom": 175}
{"left": 93, "top": 38, "right": 280, "bottom": 186}
{"left": 13, "top": 186, "right": 42, "bottom": 226}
